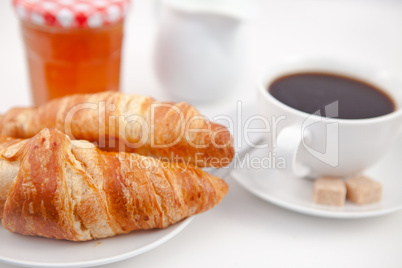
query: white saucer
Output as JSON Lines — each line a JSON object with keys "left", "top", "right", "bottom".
{"left": 231, "top": 136, "right": 402, "bottom": 219}
{"left": 0, "top": 217, "right": 193, "bottom": 267}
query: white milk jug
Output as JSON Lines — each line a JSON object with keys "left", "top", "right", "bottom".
{"left": 154, "top": 0, "right": 255, "bottom": 102}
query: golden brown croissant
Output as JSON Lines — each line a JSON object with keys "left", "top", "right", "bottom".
{"left": 0, "top": 128, "right": 228, "bottom": 241}
{"left": 0, "top": 92, "right": 234, "bottom": 168}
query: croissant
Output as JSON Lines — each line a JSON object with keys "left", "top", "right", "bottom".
{"left": 0, "top": 128, "right": 228, "bottom": 241}
{"left": 0, "top": 92, "right": 234, "bottom": 168}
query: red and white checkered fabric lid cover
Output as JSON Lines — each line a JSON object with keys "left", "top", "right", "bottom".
{"left": 12, "top": 0, "right": 131, "bottom": 28}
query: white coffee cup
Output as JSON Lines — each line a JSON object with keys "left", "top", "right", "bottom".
{"left": 257, "top": 58, "right": 402, "bottom": 178}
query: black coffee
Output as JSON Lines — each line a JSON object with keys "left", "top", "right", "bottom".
{"left": 268, "top": 72, "right": 395, "bottom": 119}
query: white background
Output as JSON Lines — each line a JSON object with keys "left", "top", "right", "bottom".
{"left": 1, "top": 0, "right": 402, "bottom": 267}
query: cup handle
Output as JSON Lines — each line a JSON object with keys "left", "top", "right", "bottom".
{"left": 275, "top": 126, "right": 311, "bottom": 177}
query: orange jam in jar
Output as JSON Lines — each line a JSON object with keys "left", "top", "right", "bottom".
{"left": 13, "top": 0, "right": 130, "bottom": 105}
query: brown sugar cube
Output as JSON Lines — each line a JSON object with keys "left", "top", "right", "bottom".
{"left": 345, "top": 175, "right": 382, "bottom": 205}
{"left": 313, "top": 177, "right": 346, "bottom": 206}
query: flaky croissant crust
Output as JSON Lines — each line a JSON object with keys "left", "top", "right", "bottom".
{"left": 0, "top": 92, "right": 234, "bottom": 168}
{"left": 0, "top": 128, "right": 228, "bottom": 241}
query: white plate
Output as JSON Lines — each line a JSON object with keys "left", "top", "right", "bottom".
{"left": 0, "top": 217, "right": 193, "bottom": 267}
{"left": 231, "top": 136, "right": 402, "bottom": 219}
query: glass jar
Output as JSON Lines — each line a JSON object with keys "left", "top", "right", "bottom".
{"left": 13, "top": 0, "right": 130, "bottom": 105}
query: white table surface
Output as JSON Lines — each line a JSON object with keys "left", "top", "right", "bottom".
{"left": 1, "top": 0, "right": 402, "bottom": 267}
